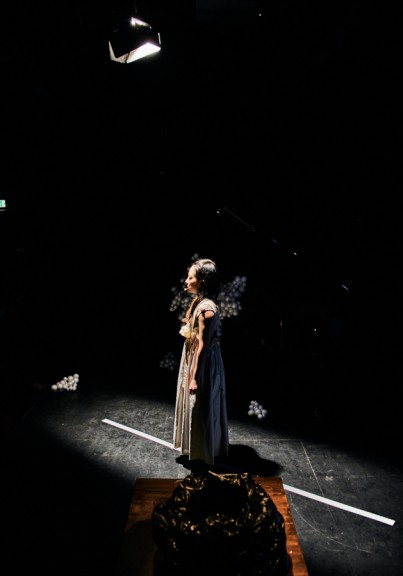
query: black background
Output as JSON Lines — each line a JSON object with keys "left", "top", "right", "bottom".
{"left": 1, "top": 1, "right": 403, "bottom": 426}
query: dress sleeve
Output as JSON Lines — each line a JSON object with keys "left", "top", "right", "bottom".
{"left": 196, "top": 299, "right": 217, "bottom": 316}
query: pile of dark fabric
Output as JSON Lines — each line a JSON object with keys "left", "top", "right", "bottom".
{"left": 152, "top": 471, "right": 291, "bottom": 575}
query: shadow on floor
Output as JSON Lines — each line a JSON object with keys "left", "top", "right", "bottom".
{"left": 175, "top": 444, "right": 283, "bottom": 476}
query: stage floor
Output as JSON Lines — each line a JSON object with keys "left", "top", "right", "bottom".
{"left": 2, "top": 386, "right": 402, "bottom": 576}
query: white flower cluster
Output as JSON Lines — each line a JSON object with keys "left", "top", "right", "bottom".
{"left": 159, "top": 352, "right": 177, "bottom": 372}
{"left": 218, "top": 275, "right": 247, "bottom": 319}
{"left": 51, "top": 374, "right": 79, "bottom": 391}
{"left": 248, "top": 400, "right": 268, "bottom": 419}
{"left": 170, "top": 274, "right": 247, "bottom": 321}
{"left": 169, "top": 285, "right": 190, "bottom": 314}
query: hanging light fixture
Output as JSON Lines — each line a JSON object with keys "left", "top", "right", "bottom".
{"left": 109, "top": 16, "right": 161, "bottom": 64}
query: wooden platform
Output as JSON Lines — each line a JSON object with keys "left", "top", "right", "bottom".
{"left": 115, "top": 476, "right": 309, "bottom": 575}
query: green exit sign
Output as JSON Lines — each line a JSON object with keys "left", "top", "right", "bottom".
{"left": 0, "top": 200, "right": 6, "bottom": 208}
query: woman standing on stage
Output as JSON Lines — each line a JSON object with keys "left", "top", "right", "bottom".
{"left": 173, "top": 258, "right": 229, "bottom": 466}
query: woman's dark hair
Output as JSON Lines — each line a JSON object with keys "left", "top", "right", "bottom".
{"left": 182, "top": 258, "right": 221, "bottom": 322}
{"left": 193, "top": 258, "right": 221, "bottom": 299}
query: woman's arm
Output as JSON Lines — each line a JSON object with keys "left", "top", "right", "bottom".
{"left": 189, "top": 309, "right": 214, "bottom": 394}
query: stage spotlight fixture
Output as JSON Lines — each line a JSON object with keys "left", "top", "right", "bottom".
{"left": 109, "top": 16, "right": 161, "bottom": 64}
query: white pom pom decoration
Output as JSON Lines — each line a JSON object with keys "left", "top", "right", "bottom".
{"left": 51, "top": 373, "right": 79, "bottom": 392}
{"left": 248, "top": 400, "right": 267, "bottom": 420}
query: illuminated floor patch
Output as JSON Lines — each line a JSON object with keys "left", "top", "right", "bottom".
{"left": 102, "top": 418, "right": 180, "bottom": 450}
{"left": 102, "top": 418, "right": 395, "bottom": 526}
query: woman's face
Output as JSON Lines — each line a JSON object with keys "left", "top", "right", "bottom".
{"left": 185, "top": 265, "right": 201, "bottom": 295}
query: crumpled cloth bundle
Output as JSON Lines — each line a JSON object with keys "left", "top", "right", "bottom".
{"left": 152, "top": 471, "right": 291, "bottom": 575}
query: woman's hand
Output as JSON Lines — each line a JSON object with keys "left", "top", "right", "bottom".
{"left": 189, "top": 379, "right": 198, "bottom": 394}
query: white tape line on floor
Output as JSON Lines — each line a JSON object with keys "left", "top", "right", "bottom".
{"left": 283, "top": 484, "right": 395, "bottom": 526}
{"left": 102, "top": 418, "right": 180, "bottom": 450}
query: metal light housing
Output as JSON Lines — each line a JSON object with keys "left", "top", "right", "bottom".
{"left": 109, "top": 17, "right": 161, "bottom": 64}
